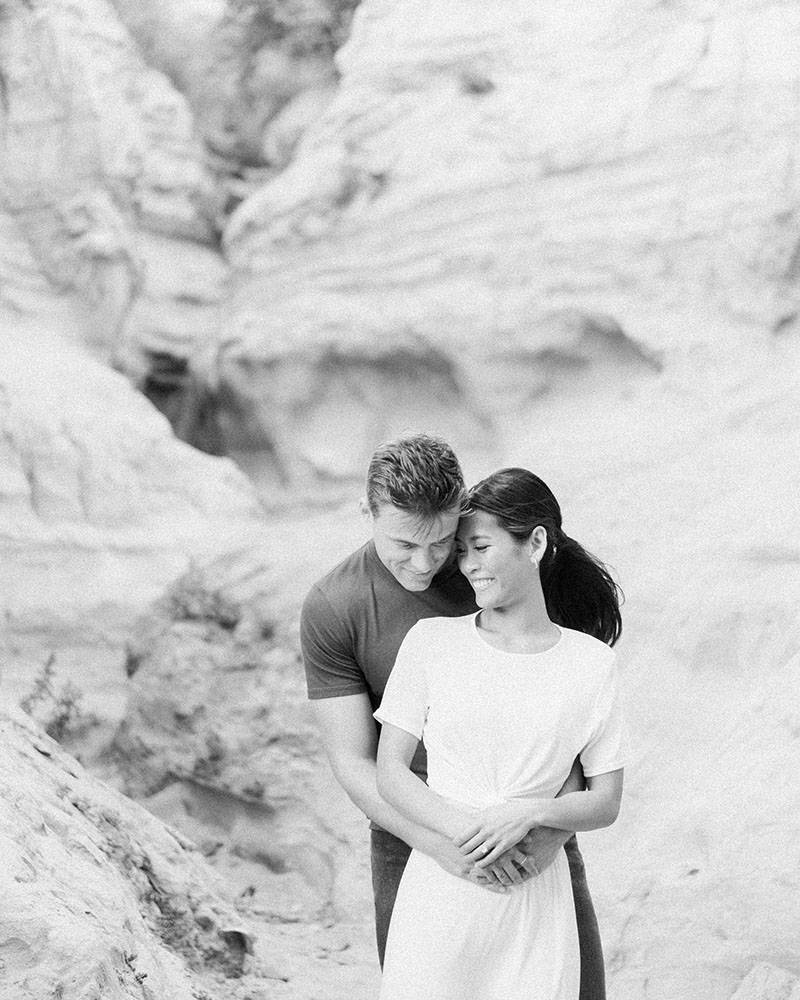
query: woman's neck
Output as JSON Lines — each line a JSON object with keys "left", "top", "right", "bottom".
{"left": 477, "top": 594, "right": 560, "bottom": 654}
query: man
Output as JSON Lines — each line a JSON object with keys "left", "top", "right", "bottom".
{"left": 301, "top": 434, "right": 606, "bottom": 998}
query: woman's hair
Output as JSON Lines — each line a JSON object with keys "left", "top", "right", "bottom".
{"left": 466, "top": 467, "right": 622, "bottom": 646}
{"left": 366, "top": 434, "right": 466, "bottom": 518}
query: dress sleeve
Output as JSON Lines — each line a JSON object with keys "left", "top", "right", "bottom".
{"left": 373, "top": 623, "right": 429, "bottom": 739}
{"left": 300, "top": 585, "right": 368, "bottom": 700}
{"left": 580, "top": 654, "right": 630, "bottom": 777}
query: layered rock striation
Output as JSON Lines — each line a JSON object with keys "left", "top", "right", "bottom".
{"left": 218, "top": 0, "right": 800, "bottom": 479}
{"left": 0, "top": 0, "right": 224, "bottom": 393}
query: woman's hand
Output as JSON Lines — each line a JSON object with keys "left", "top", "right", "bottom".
{"left": 478, "top": 844, "right": 538, "bottom": 888}
{"left": 454, "top": 801, "right": 541, "bottom": 868}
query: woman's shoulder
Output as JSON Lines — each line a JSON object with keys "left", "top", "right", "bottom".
{"left": 558, "top": 626, "right": 617, "bottom": 667}
{"left": 406, "top": 612, "right": 477, "bottom": 642}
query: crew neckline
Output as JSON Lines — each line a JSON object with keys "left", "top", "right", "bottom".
{"left": 471, "top": 611, "right": 564, "bottom": 657}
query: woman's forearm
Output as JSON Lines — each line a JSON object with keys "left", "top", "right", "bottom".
{"left": 525, "top": 791, "right": 615, "bottom": 832}
{"left": 456, "top": 768, "right": 624, "bottom": 869}
{"left": 378, "top": 762, "right": 472, "bottom": 839}
{"left": 527, "top": 770, "right": 623, "bottom": 832}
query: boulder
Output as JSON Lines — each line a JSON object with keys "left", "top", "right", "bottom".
{"left": 112, "top": 556, "right": 371, "bottom": 922}
{"left": 0, "top": 708, "right": 256, "bottom": 1000}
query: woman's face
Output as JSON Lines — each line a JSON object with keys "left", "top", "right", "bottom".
{"left": 455, "top": 510, "right": 540, "bottom": 610}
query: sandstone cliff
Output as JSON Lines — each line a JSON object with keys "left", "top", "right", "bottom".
{"left": 0, "top": 330, "right": 265, "bottom": 740}
{"left": 0, "top": 708, "right": 255, "bottom": 999}
{"left": 219, "top": 0, "right": 800, "bottom": 481}
{"left": 0, "top": 0, "right": 222, "bottom": 377}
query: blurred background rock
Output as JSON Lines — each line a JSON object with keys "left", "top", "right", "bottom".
{"left": 1, "top": 1, "right": 799, "bottom": 998}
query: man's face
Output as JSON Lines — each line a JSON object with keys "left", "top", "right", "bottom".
{"left": 367, "top": 503, "right": 461, "bottom": 591}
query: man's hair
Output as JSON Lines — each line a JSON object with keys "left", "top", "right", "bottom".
{"left": 366, "top": 434, "right": 466, "bottom": 518}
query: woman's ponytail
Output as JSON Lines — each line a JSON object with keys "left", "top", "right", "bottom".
{"left": 540, "top": 531, "right": 622, "bottom": 647}
{"left": 466, "top": 468, "right": 623, "bottom": 647}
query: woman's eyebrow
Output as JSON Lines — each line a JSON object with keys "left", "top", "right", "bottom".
{"left": 457, "top": 532, "right": 491, "bottom": 542}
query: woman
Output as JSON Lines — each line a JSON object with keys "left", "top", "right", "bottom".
{"left": 374, "top": 468, "right": 628, "bottom": 1000}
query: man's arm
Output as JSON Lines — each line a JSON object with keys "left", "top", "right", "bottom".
{"left": 312, "top": 693, "right": 425, "bottom": 839}
{"left": 300, "top": 589, "right": 483, "bottom": 876}
{"left": 515, "top": 755, "right": 585, "bottom": 876}
{"left": 312, "top": 694, "right": 528, "bottom": 887}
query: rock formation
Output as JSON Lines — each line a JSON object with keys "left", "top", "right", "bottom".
{"left": 112, "top": 555, "right": 371, "bottom": 923}
{"left": 218, "top": 0, "right": 800, "bottom": 480}
{"left": 0, "top": 330, "right": 265, "bottom": 738}
{"left": 106, "top": 0, "right": 357, "bottom": 172}
{"left": 0, "top": 707, "right": 256, "bottom": 1000}
{"left": 730, "top": 965, "right": 800, "bottom": 1000}
{"left": 0, "top": 0, "right": 222, "bottom": 373}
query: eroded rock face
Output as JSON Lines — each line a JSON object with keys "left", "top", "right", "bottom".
{"left": 106, "top": 0, "right": 358, "bottom": 170}
{"left": 0, "top": 0, "right": 223, "bottom": 380}
{"left": 729, "top": 965, "right": 800, "bottom": 1000}
{"left": 0, "top": 708, "right": 254, "bottom": 1000}
{"left": 112, "top": 559, "right": 367, "bottom": 921}
{"left": 216, "top": 0, "right": 800, "bottom": 480}
{"left": 114, "top": 563, "right": 313, "bottom": 806}
{"left": 0, "top": 331, "right": 265, "bottom": 729}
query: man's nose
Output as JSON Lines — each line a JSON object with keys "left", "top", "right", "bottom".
{"left": 411, "top": 549, "right": 435, "bottom": 572}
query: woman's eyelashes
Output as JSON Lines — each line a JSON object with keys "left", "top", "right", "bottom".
{"left": 455, "top": 545, "right": 488, "bottom": 558}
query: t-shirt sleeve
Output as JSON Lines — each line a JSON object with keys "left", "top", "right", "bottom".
{"left": 373, "top": 623, "right": 429, "bottom": 739}
{"left": 580, "top": 654, "right": 630, "bottom": 777}
{"left": 300, "top": 585, "right": 368, "bottom": 700}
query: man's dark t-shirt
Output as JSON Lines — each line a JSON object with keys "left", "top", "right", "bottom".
{"left": 301, "top": 539, "right": 477, "bottom": 784}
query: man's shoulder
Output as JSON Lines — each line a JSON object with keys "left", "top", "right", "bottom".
{"left": 303, "top": 542, "right": 376, "bottom": 617}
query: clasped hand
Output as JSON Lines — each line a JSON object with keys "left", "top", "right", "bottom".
{"left": 454, "top": 801, "right": 540, "bottom": 868}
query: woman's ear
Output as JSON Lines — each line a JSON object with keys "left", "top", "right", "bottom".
{"left": 529, "top": 526, "right": 548, "bottom": 565}
{"left": 359, "top": 497, "right": 372, "bottom": 523}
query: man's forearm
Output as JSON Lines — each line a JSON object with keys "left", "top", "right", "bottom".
{"left": 337, "top": 755, "right": 538, "bottom": 887}
{"left": 330, "top": 754, "right": 451, "bottom": 851}
{"left": 522, "top": 759, "right": 583, "bottom": 854}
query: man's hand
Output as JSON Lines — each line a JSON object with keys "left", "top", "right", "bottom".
{"left": 427, "top": 831, "right": 542, "bottom": 892}
{"left": 474, "top": 845, "right": 538, "bottom": 889}
{"left": 515, "top": 826, "right": 571, "bottom": 878}
{"left": 426, "top": 833, "right": 534, "bottom": 892}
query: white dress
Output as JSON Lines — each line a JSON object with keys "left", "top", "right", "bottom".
{"left": 373, "top": 613, "right": 628, "bottom": 1000}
